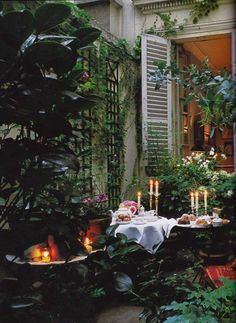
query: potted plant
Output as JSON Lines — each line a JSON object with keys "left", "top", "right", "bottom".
{"left": 0, "top": 2, "right": 103, "bottom": 320}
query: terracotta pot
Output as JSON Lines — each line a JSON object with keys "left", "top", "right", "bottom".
{"left": 86, "top": 216, "right": 112, "bottom": 244}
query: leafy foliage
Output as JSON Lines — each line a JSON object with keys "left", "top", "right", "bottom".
{"left": 162, "top": 279, "right": 236, "bottom": 323}
{"left": 190, "top": 0, "right": 219, "bottom": 24}
{"left": 150, "top": 59, "right": 235, "bottom": 130}
{"left": 140, "top": 151, "right": 235, "bottom": 218}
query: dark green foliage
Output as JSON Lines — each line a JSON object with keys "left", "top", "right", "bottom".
{"left": 0, "top": 2, "right": 105, "bottom": 322}
{"left": 0, "top": 3, "right": 101, "bottom": 320}
{"left": 34, "top": 3, "right": 71, "bottom": 34}
{"left": 191, "top": 0, "right": 219, "bottom": 24}
{"left": 161, "top": 279, "right": 236, "bottom": 322}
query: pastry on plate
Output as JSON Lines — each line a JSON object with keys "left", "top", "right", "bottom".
{"left": 177, "top": 214, "right": 190, "bottom": 225}
{"left": 116, "top": 214, "right": 131, "bottom": 222}
{"left": 195, "top": 218, "right": 209, "bottom": 226}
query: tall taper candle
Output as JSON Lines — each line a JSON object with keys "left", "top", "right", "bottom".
{"left": 155, "top": 180, "right": 159, "bottom": 196}
{"left": 190, "top": 191, "right": 194, "bottom": 214}
{"left": 149, "top": 179, "right": 153, "bottom": 195}
{"left": 204, "top": 190, "right": 208, "bottom": 215}
{"left": 137, "top": 191, "right": 141, "bottom": 211}
{"left": 149, "top": 180, "right": 153, "bottom": 210}
{"left": 195, "top": 191, "right": 199, "bottom": 216}
{"left": 190, "top": 192, "right": 194, "bottom": 208}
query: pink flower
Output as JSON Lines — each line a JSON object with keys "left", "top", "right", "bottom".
{"left": 82, "top": 197, "right": 93, "bottom": 204}
{"left": 80, "top": 71, "right": 90, "bottom": 82}
{"left": 123, "top": 200, "right": 138, "bottom": 208}
{"left": 94, "top": 194, "right": 108, "bottom": 203}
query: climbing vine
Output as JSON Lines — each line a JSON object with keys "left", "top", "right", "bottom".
{"left": 145, "top": 0, "right": 219, "bottom": 38}
{"left": 190, "top": 0, "right": 219, "bottom": 24}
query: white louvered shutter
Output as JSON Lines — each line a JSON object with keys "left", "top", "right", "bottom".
{"left": 141, "top": 34, "right": 172, "bottom": 167}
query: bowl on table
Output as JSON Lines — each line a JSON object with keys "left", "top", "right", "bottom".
{"left": 212, "top": 218, "right": 223, "bottom": 227}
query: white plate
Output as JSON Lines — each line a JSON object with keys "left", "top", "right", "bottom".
{"left": 6, "top": 254, "right": 88, "bottom": 265}
{"left": 176, "top": 223, "right": 191, "bottom": 228}
{"left": 192, "top": 223, "right": 211, "bottom": 228}
{"left": 145, "top": 216, "right": 158, "bottom": 222}
{"left": 132, "top": 220, "right": 147, "bottom": 225}
{"left": 116, "top": 220, "right": 132, "bottom": 225}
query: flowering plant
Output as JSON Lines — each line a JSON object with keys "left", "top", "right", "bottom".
{"left": 180, "top": 148, "right": 226, "bottom": 170}
{"left": 80, "top": 194, "right": 110, "bottom": 219}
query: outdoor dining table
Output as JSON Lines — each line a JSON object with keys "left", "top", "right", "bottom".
{"left": 112, "top": 217, "right": 177, "bottom": 254}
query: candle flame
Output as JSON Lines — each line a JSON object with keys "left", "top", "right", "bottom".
{"left": 84, "top": 237, "right": 91, "bottom": 245}
{"left": 41, "top": 247, "right": 51, "bottom": 262}
{"left": 42, "top": 250, "right": 50, "bottom": 257}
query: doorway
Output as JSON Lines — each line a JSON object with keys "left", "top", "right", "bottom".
{"left": 176, "top": 33, "right": 234, "bottom": 172}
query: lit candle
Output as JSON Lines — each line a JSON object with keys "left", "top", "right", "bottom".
{"left": 204, "top": 190, "right": 208, "bottom": 214}
{"left": 149, "top": 179, "right": 153, "bottom": 195}
{"left": 190, "top": 192, "right": 194, "bottom": 209}
{"left": 195, "top": 191, "right": 199, "bottom": 216}
{"left": 41, "top": 247, "right": 51, "bottom": 262}
{"left": 155, "top": 180, "right": 159, "bottom": 196}
{"left": 84, "top": 237, "right": 92, "bottom": 254}
{"left": 137, "top": 191, "right": 141, "bottom": 210}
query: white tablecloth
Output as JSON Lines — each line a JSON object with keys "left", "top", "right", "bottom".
{"left": 113, "top": 217, "right": 177, "bottom": 253}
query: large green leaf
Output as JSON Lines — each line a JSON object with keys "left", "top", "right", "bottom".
{"left": 0, "top": 10, "right": 34, "bottom": 49}
{"left": 32, "top": 112, "right": 72, "bottom": 137}
{"left": 73, "top": 27, "right": 101, "bottom": 48}
{"left": 57, "top": 95, "right": 98, "bottom": 116}
{"left": 35, "top": 3, "right": 71, "bottom": 34}
{"left": 24, "top": 41, "right": 77, "bottom": 75}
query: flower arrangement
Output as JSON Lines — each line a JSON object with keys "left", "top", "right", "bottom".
{"left": 81, "top": 194, "right": 110, "bottom": 219}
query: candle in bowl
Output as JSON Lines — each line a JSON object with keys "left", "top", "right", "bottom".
{"left": 41, "top": 247, "right": 51, "bottom": 262}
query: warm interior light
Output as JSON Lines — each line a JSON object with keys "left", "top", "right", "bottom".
{"left": 183, "top": 114, "right": 188, "bottom": 133}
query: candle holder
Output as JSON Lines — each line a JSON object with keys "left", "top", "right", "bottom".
{"left": 155, "top": 194, "right": 161, "bottom": 218}
{"left": 191, "top": 206, "right": 195, "bottom": 215}
{"left": 149, "top": 193, "right": 153, "bottom": 210}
